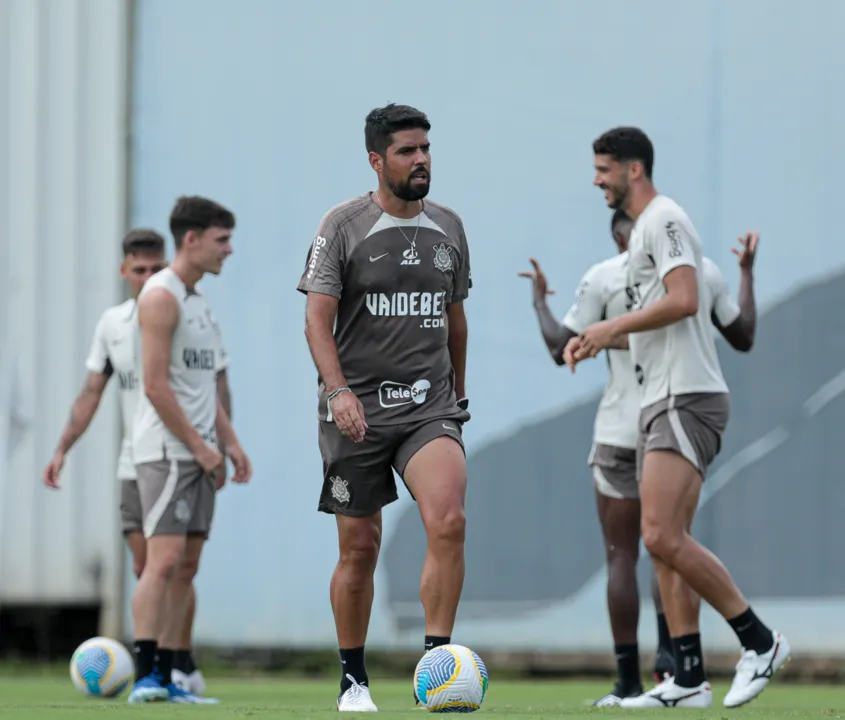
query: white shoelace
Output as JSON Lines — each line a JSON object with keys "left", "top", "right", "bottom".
{"left": 342, "top": 674, "right": 370, "bottom": 703}
{"left": 733, "top": 649, "right": 758, "bottom": 676}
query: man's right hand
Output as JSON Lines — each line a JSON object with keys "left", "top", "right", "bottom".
{"left": 330, "top": 389, "right": 368, "bottom": 443}
{"left": 733, "top": 230, "right": 759, "bottom": 273}
{"left": 195, "top": 444, "right": 224, "bottom": 474}
{"left": 43, "top": 451, "right": 65, "bottom": 489}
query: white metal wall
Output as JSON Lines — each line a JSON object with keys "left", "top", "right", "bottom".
{"left": 0, "top": 0, "right": 131, "bottom": 638}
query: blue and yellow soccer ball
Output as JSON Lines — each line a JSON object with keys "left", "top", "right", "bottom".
{"left": 69, "top": 637, "right": 135, "bottom": 698}
{"left": 414, "top": 644, "right": 489, "bottom": 712}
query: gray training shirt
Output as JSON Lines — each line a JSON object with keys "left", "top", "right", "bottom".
{"left": 297, "top": 193, "right": 472, "bottom": 425}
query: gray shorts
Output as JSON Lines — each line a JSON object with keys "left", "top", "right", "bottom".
{"left": 136, "top": 459, "right": 216, "bottom": 539}
{"left": 120, "top": 479, "right": 143, "bottom": 535}
{"left": 318, "top": 416, "right": 466, "bottom": 517}
{"left": 588, "top": 443, "right": 639, "bottom": 500}
{"left": 637, "top": 392, "right": 730, "bottom": 480}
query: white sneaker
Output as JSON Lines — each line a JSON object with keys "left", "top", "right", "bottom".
{"left": 593, "top": 692, "right": 624, "bottom": 707}
{"left": 723, "top": 630, "right": 790, "bottom": 708}
{"left": 619, "top": 676, "right": 712, "bottom": 708}
{"left": 337, "top": 675, "right": 378, "bottom": 712}
{"left": 172, "top": 668, "right": 207, "bottom": 696}
{"left": 592, "top": 685, "right": 643, "bottom": 707}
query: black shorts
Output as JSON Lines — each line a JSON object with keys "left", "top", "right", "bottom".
{"left": 317, "top": 416, "right": 466, "bottom": 517}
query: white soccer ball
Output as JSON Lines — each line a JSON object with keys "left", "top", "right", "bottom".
{"left": 69, "top": 636, "right": 135, "bottom": 698}
{"left": 414, "top": 644, "right": 489, "bottom": 712}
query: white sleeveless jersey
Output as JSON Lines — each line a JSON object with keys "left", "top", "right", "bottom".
{"left": 563, "top": 251, "right": 740, "bottom": 449}
{"left": 85, "top": 299, "right": 140, "bottom": 479}
{"left": 627, "top": 194, "right": 730, "bottom": 408}
{"left": 131, "top": 268, "right": 228, "bottom": 464}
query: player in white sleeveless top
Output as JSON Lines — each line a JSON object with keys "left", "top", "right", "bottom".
{"left": 42, "top": 229, "right": 231, "bottom": 698}
{"left": 522, "top": 210, "right": 758, "bottom": 707}
{"left": 128, "top": 196, "right": 251, "bottom": 706}
{"left": 569, "top": 127, "right": 789, "bottom": 709}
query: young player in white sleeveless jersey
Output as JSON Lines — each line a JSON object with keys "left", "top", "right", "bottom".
{"left": 570, "top": 127, "right": 789, "bottom": 709}
{"left": 128, "top": 197, "right": 251, "bottom": 706}
{"left": 522, "top": 210, "right": 758, "bottom": 707}
{"left": 42, "top": 229, "right": 230, "bottom": 699}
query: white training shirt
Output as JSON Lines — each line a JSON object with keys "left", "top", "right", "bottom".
{"left": 627, "top": 194, "right": 730, "bottom": 408}
{"left": 86, "top": 299, "right": 141, "bottom": 479}
{"left": 132, "top": 268, "right": 228, "bottom": 465}
{"left": 563, "top": 251, "right": 740, "bottom": 449}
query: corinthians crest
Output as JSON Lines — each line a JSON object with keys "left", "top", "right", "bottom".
{"left": 329, "top": 476, "right": 350, "bottom": 504}
{"left": 432, "top": 243, "right": 453, "bottom": 273}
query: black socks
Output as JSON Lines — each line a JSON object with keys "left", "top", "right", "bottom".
{"left": 672, "top": 633, "right": 705, "bottom": 688}
{"left": 425, "top": 635, "right": 450, "bottom": 652}
{"left": 155, "top": 648, "right": 175, "bottom": 687}
{"left": 728, "top": 606, "right": 774, "bottom": 654}
{"left": 656, "top": 612, "right": 671, "bottom": 652}
{"left": 133, "top": 640, "right": 157, "bottom": 680}
{"left": 339, "top": 646, "right": 368, "bottom": 694}
{"left": 614, "top": 643, "right": 642, "bottom": 694}
{"left": 173, "top": 649, "right": 197, "bottom": 675}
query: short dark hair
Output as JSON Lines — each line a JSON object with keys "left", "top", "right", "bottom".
{"left": 611, "top": 208, "right": 633, "bottom": 232}
{"left": 365, "top": 103, "right": 431, "bottom": 156}
{"left": 593, "top": 127, "right": 654, "bottom": 179}
{"left": 122, "top": 228, "right": 165, "bottom": 258}
{"left": 169, "top": 195, "right": 236, "bottom": 250}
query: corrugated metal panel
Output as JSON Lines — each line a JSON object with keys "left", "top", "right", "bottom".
{"left": 0, "top": 0, "right": 131, "bottom": 637}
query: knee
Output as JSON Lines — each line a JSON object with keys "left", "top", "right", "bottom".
{"left": 425, "top": 506, "right": 466, "bottom": 548}
{"left": 642, "top": 522, "right": 683, "bottom": 563}
{"left": 144, "top": 547, "right": 182, "bottom": 581}
{"left": 177, "top": 555, "right": 200, "bottom": 585}
{"left": 606, "top": 541, "right": 638, "bottom": 568}
{"left": 339, "top": 523, "right": 381, "bottom": 575}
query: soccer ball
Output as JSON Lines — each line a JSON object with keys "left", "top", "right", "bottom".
{"left": 69, "top": 636, "right": 135, "bottom": 698}
{"left": 414, "top": 644, "right": 489, "bottom": 712}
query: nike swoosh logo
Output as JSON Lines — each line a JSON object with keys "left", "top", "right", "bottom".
{"left": 369, "top": 253, "right": 389, "bottom": 262}
{"left": 679, "top": 644, "right": 694, "bottom": 652}
{"left": 442, "top": 424, "right": 456, "bottom": 431}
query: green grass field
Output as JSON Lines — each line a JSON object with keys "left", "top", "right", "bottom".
{"left": 1, "top": 676, "right": 842, "bottom": 718}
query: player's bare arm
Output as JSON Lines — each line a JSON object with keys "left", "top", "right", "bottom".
{"left": 714, "top": 231, "right": 758, "bottom": 352}
{"left": 304, "top": 291, "right": 367, "bottom": 443}
{"left": 139, "top": 286, "right": 222, "bottom": 473}
{"left": 214, "top": 397, "right": 251, "bottom": 484}
{"left": 519, "top": 258, "right": 578, "bottom": 365}
{"left": 446, "top": 301, "right": 468, "bottom": 400}
{"left": 43, "top": 371, "right": 109, "bottom": 488}
{"left": 578, "top": 266, "right": 697, "bottom": 359}
{"left": 216, "top": 369, "right": 232, "bottom": 419}
{"left": 213, "top": 369, "right": 232, "bottom": 487}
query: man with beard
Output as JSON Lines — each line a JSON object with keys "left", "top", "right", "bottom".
{"left": 297, "top": 103, "right": 472, "bottom": 712}
{"left": 568, "top": 126, "right": 789, "bottom": 709}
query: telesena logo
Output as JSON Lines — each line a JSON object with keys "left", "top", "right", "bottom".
{"left": 306, "top": 236, "right": 328, "bottom": 279}
{"left": 379, "top": 379, "right": 430, "bottom": 408}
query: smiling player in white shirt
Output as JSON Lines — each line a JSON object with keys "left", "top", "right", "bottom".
{"left": 522, "top": 210, "right": 759, "bottom": 707}
{"left": 568, "top": 127, "right": 789, "bottom": 709}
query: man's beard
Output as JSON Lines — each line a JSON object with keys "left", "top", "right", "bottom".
{"left": 387, "top": 174, "right": 430, "bottom": 202}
